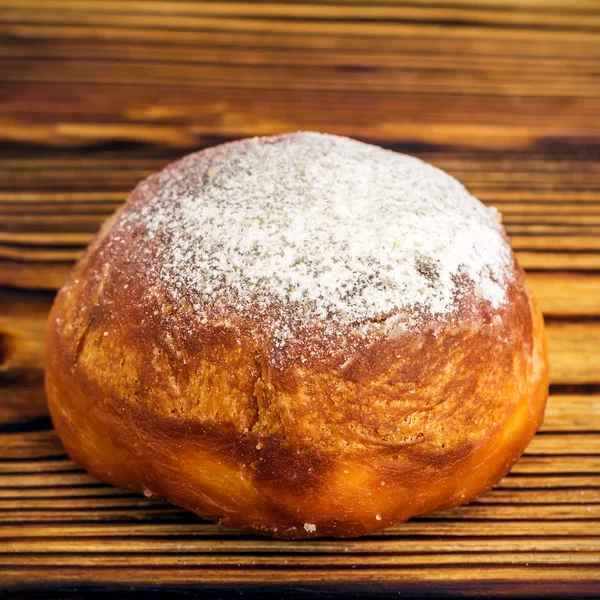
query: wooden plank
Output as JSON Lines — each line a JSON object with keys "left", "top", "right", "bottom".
{"left": 2, "top": 8, "right": 599, "bottom": 51}
{"left": 2, "top": 3, "right": 600, "bottom": 43}
{"left": 1, "top": 0, "right": 600, "bottom": 29}
{"left": 288, "top": 0, "right": 600, "bottom": 8}
{"left": 3, "top": 56, "right": 599, "bottom": 97}
{"left": 500, "top": 475, "right": 600, "bottom": 489}
{"left": 2, "top": 81, "right": 597, "bottom": 128}
{"left": 528, "top": 275, "right": 600, "bottom": 316}
{"left": 0, "top": 192, "right": 127, "bottom": 205}
{"left": 513, "top": 237, "right": 600, "bottom": 251}
{"left": 517, "top": 252, "right": 600, "bottom": 271}
{"left": 1, "top": 535, "right": 599, "bottom": 555}
{"left": 542, "top": 395, "right": 600, "bottom": 431}
{"left": 2, "top": 85, "right": 600, "bottom": 152}
{"left": 0, "top": 259, "right": 71, "bottom": 290}
{"left": 0, "top": 472, "right": 99, "bottom": 488}
{"left": 478, "top": 489, "right": 599, "bottom": 504}
{"left": 3, "top": 119, "right": 598, "bottom": 153}
{"left": 4, "top": 39, "right": 600, "bottom": 75}
{"left": 546, "top": 323, "right": 600, "bottom": 385}
{"left": 526, "top": 434, "right": 600, "bottom": 454}
{"left": 0, "top": 430, "right": 63, "bottom": 460}
{"left": 0, "top": 552, "right": 599, "bottom": 569}
{"left": 510, "top": 456, "right": 600, "bottom": 475}
{"left": 2, "top": 566, "right": 600, "bottom": 590}
{"left": 0, "top": 380, "right": 47, "bottom": 425}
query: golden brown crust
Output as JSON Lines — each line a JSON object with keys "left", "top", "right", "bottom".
{"left": 46, "top": 223, "right": 548, "bottom": 537}
{"left": 45, "top": 134, "right": 548, "bottom": 538}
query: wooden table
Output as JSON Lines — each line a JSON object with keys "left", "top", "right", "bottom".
{"left": 1, "top": 1, "right": 599, "bottom": 597}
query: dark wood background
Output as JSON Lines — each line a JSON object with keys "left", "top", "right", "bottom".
{"left": 0, "top": 1, "right": 599, "bottom": 597}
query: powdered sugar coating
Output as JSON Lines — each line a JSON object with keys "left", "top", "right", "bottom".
{"left": 115, "top": 133, "right": 512, "bottom": 347}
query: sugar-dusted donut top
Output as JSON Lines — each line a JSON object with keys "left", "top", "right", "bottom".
{"left": 104, "top": 132, "right": 513, "bottom": 359}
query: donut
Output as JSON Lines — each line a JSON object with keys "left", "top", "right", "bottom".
{"left": 46, "top": 132, "right": 548, "bottom": 539}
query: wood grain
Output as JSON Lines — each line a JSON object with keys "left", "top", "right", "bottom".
{"left": 0, "top": 0, "right": 599, "bottom": 597}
